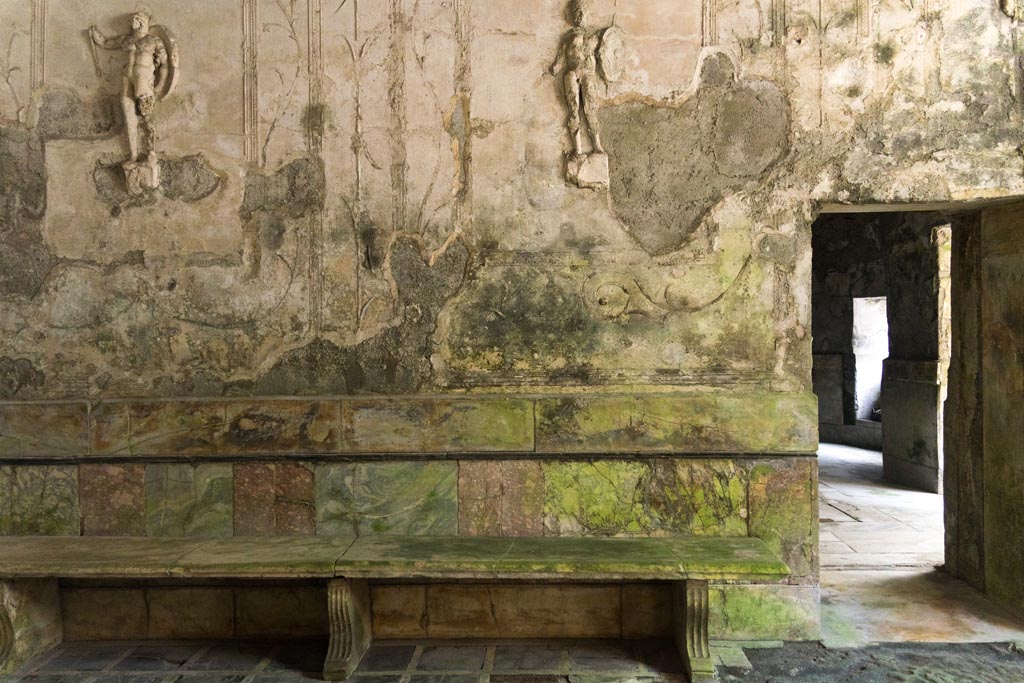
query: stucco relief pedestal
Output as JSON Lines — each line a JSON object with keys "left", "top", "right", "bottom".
{"left": 566, "top": 152, "right": 609, "bottom": 190}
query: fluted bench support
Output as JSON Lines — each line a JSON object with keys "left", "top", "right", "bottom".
{"left": 323, "top": 578, "right": 371, "bottom": 681}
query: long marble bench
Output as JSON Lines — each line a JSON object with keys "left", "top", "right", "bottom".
{"left": 0, "top": 535, "right": 790, "bottom": 682}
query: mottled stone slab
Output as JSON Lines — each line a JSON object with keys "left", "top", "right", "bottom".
{"left": 147, "top": 587, "right": 234, "bottom": 639}
{"left": 343, "top": 399, "right": 534, "bottom": 453}
{"left": 371, "top": 585, "right": 428, "bottom": 638}
{"left": 145, "top": 463, "right": 233, "bottom": 537}
{"left": 0, "top": 579, "right": 61, "bottom": 675}
{"left": 336, "top": 536, "right": 789, "bottom": 580}
{"left": 236, "top": 586, "right": 328, "bottom": 637}
{"left": 316, "top": 462, "right": 458, "bottom": 536}
{"left": 234, "top": 462, "right": 316, "bottom": 536}
{"left": 646, "top": 460, "right": 749, "bottom": 537}
{"left": 709, "top": 583, "right": 820, "bottom": 642}
{"left": 0, "top": 403, "right": 88, "bottom": 457}
{"left": 0, "top": 466, "right": 80, "bottom": 536}
{"left": 79, "top": 464, "right": 145, "bottom": 536}
{"left": 62, "top": 588, "right": 147, "bottom": 640}
{"left": 174, "top": 536, "right": 355, "bottom": 577}
{"left": 535, "top": 393, "right": 818, "bottom": 453}
{"left": 543, "top": 460, "right": 655, "bottom": 536}
{"left": 224, "top": 401, "right": 340, "bottom": 454}
{"left": 96, "top": 402, "right": 229, "bottom": 456}
{"left": 748, "top": 459, "right": 818, "bottom": 578}
{"left": 543, "top": 460, "right": 752, "bottom": 537}
{"left": 458, "top": 460, "right": 544, "bottom": 536}
{"left": 622, "top": 584, "right": 674, "bottom": 638}
{"left": 424, "top": 584, "right": 621, "bottom": 639}
{"left": 0, "top": 537, "right": 207, "bottom": 578}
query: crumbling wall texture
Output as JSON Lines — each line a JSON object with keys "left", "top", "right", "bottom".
{"left": 2, "top": 0, "right": 1024, "bottom": 637}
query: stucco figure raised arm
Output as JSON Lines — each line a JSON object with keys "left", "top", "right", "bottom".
{"left": 87, "top": 11, "right": 180, "bottom": 196}
{"left": 549, "top": 0, "right": 624, "bottom": 190}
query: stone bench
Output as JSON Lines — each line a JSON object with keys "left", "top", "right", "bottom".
{"left": 0, "top": 535, "right": 790, "bottom": 682}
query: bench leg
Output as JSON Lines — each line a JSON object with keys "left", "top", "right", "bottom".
{"left": 673, "top": 580, "right": 716, "bottom": 683}
{"left": 1, "top": 579, "right": 62, "bottom": 676}
{"left": 323, "top": 579, "right": 371, "bottom": 681}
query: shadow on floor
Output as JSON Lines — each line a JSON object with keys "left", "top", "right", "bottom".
{"left": 5, "top": 639, "right": 1024, "bottom": 683}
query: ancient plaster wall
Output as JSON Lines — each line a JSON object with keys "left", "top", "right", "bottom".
{"left": 944, "top": 203, "right": 1024, "bottom": 615}
{"left": 2, "top": 0, "right": 1024, "bottom": 640}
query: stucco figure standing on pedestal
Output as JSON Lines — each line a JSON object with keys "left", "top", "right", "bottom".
{"left": 549, "top": 0, "right": 623, "bottom": 189}
{"left": 89, "top": 11, "right": 179, "bottom": 196}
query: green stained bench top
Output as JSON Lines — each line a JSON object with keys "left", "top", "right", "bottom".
{"left": 0, "top": 535, "right": 789, "bottom": 581}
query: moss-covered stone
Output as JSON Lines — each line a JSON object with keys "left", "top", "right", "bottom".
{"left": 748, "top": 459, "right": 818, "bottom": 578}
{"left": 536, "top": 393, "right": 818, "bottom": 453}
{"left": 544, "top": 461, "right": 656, "bottom": 536}
{"left": 709, "top": 583, "right": 820, "bottom": 641}
{"left": 0, "top": 466, "right": 79, "bottom": 536}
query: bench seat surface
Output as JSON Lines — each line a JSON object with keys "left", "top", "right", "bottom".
{"left": 0, "top": 535, "right": 789, "bottom": 581}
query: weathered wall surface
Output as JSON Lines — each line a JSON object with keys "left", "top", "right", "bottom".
{"left": 2, "top": 0, "right": 1024, "bottom": 640}
{"left": 978, "top": 205, "right": 1024, "bottom": 611}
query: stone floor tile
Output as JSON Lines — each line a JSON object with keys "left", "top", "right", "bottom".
{"left": 416, "top": 646, "right": 487, "bottom": 672}
{"left": 489, "top": 676, "right": 569, "bottom": 683}
{"left": 357, "top": 645, "right": 417, "bottom": 673}
{"left": 37, "top": 645, "right": 130, "bottom": 672}
{"left": 263, "top": 639, "right": 328, "bottom": 673}
{"left": 407, "top": 676, "right": 480, "bottom": 683}
{"left": 492, "top": 644, "right": 564, "bottom": 672}
{"left": 179, "top": 642, "right": 273, "bottom": 672}
{"left": 709, "top": 646, "right": 751, "bottom": 669}
{"left": 631, "top": 641, "right": 683, "bottom": 675}
{"left": 566, "top": 644, "right": 643, "bottom": 673}
{"left": 113, "top": 645, "right": 201, "bottom": 672}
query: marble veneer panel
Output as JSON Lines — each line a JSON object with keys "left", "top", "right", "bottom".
{"left": 79, "top": 464, "right": 145, "bottom": 536}
{"left": 0, "top": 392, "right": 819, "bottom": 458}
{"left": 144, "top": 463, "right": 233, "bottom": 537}
{"left": 0, "top": 465, "right": 79, "bottom": 535}
{"left": 316, "top": 461, "right": 458, "bottom": 536}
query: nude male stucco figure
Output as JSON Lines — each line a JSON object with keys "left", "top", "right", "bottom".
{"left": 89, "top": 11, "right": 179, "bottom": 194}
{"left": 549, "top": 0, "right": 623, "bottom": 189}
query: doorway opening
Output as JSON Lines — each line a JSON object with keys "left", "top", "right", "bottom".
{"left": 812, "top": 211, "right": 949, "bottom": 573}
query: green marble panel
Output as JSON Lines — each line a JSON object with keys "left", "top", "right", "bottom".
{"left": 543, "top": 459, "right": 750, "bottom": 537}
{"left": 316, "top": 462, "right": 458, "bottom": 536}
{"left": 748, "top": 459, "right": 818, "bottom": 578}
{"left": 543, "top": 461, "right": 656, "bottom": 535}
{"left": 145, "top": 463, "right": 233, "bottom": 537}
{"left": 0, "top": 404, "right": 89, "bottom": 457}
{"left": 0, "top": 466, "right": 79, "bottom": 536}
{"left": 344, "top": 399, "right": 534, "bottom": 452}
{"left": 536, "top": 392, "right": 818, "bottom": 453}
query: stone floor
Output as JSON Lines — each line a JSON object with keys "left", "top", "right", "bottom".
{"left": 0, "top": 639, "right": 690, "bottom": 682}
{"left": 4, "top": 639, "right": 1024, "bottom": 683}
{"left": 818, "top": 443, "right": 1024, "bottom": 648}
{"left": 818, "top": 442, "right": 944, "bottom": 570}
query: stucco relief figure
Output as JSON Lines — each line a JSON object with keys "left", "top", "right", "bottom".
{"left": 549, "top": 0, "right": 623, "bottom": 189}
{"left": 89, "top": 11, "right": 179, "bottom": 196}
